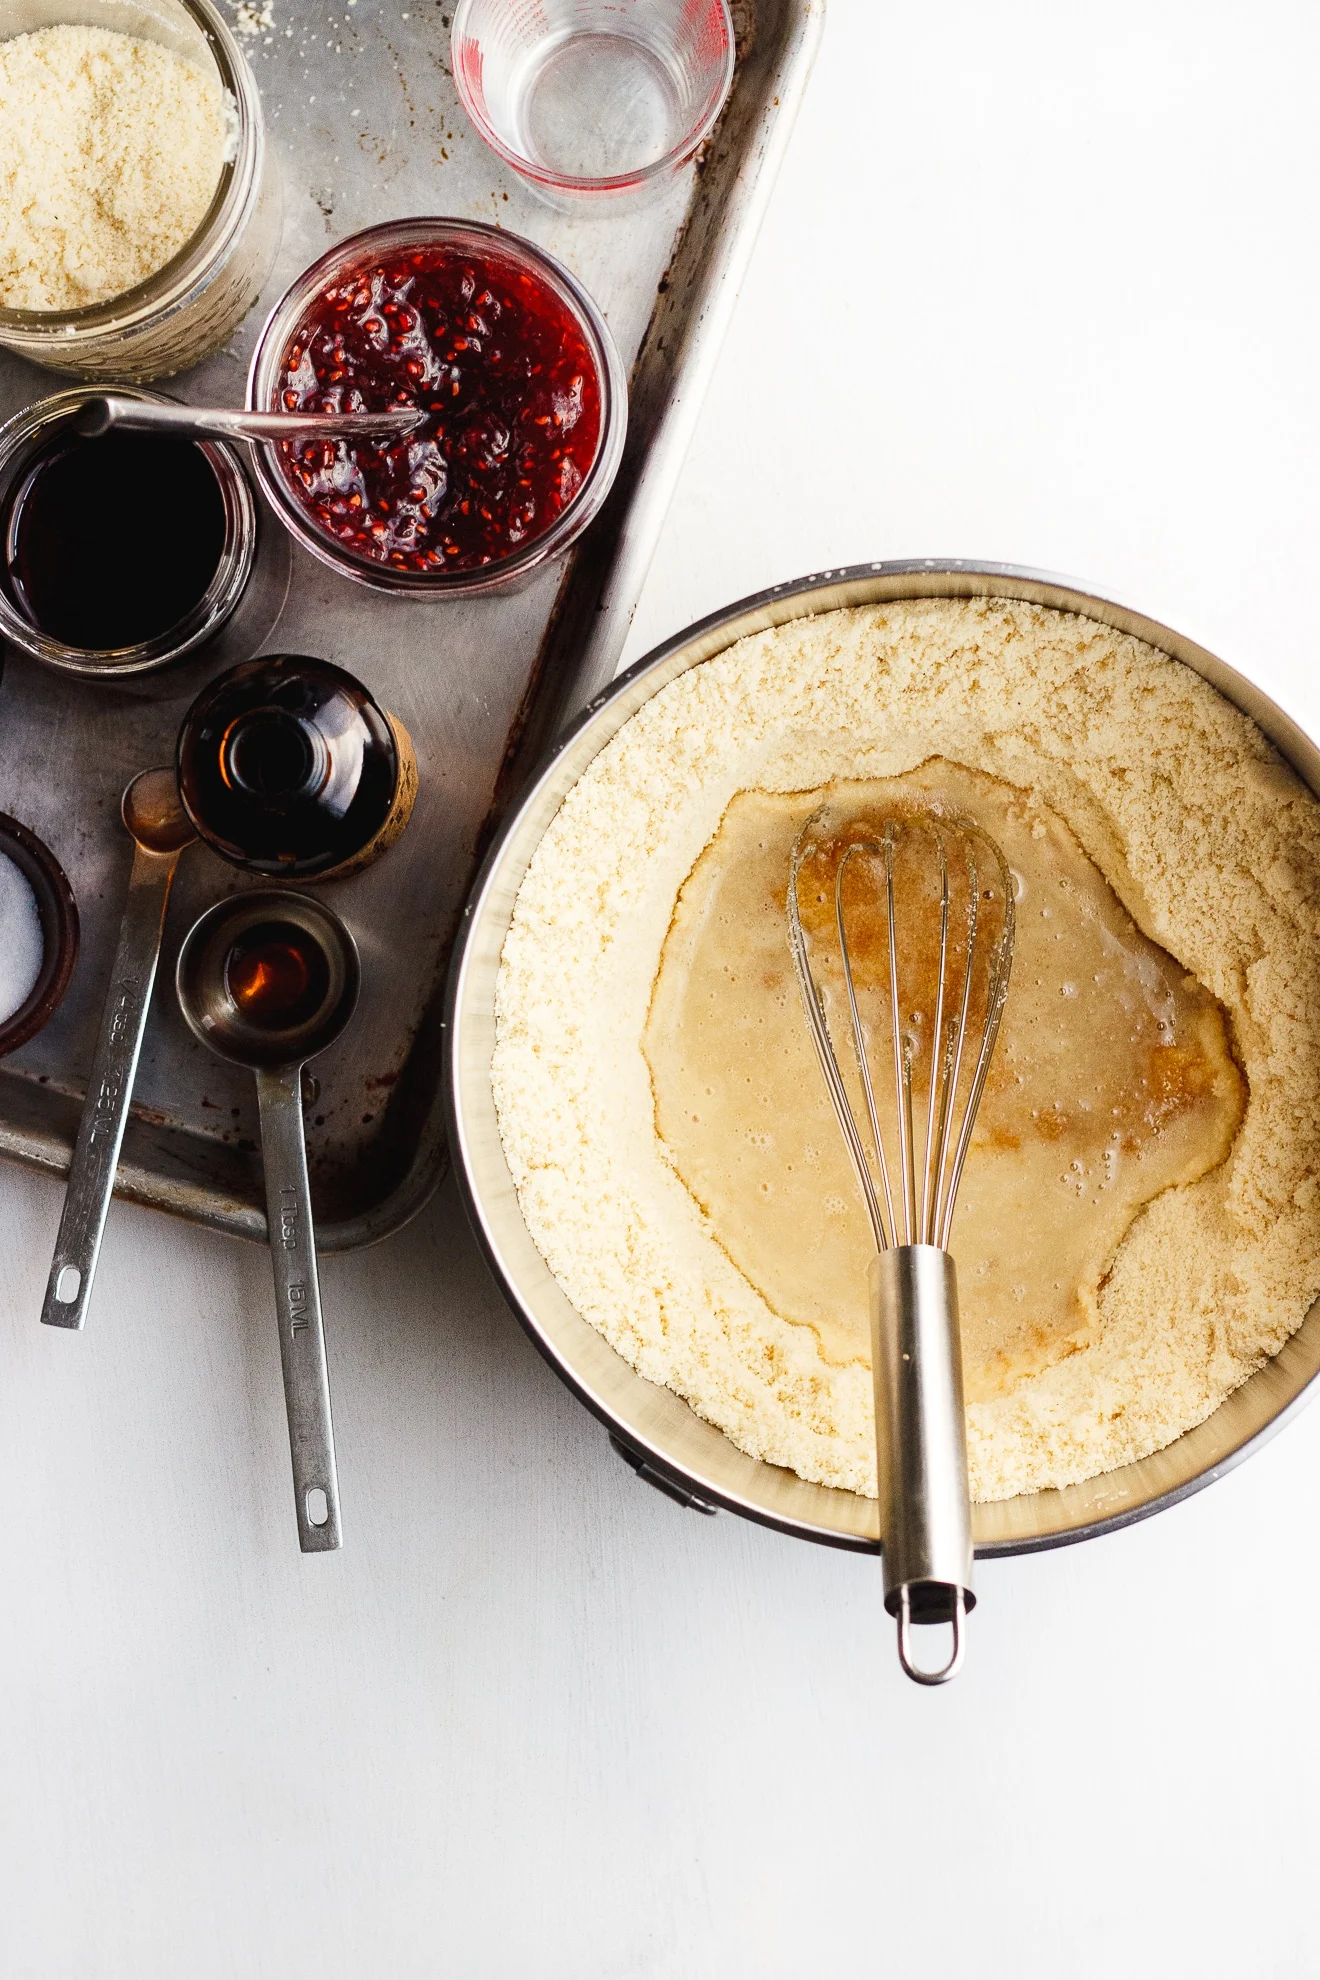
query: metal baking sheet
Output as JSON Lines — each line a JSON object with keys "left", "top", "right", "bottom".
{"left": 0, "top": 1, "right": 823, "bottom": 1250}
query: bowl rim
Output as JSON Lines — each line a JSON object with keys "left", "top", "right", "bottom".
{"left": 0, "top": 810, "right": 79, "bottom": 1056}
{"left": 444, "top": 559, "right": 1320, "bottom": 1557}
{"left": 245, "top": 216, "right": 628, "bottom": 597}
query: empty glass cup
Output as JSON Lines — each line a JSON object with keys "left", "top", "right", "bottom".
{"left": 451, "top": 0, "right": 735, "bottom": 208}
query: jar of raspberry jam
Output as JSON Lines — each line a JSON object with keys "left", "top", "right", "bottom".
{"left": 246, "top": 219, "right": 626, "bottom": 595}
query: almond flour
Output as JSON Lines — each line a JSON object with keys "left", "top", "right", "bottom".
{"left": 492, "top": 599, "right": 1320, "bottom": 1502}
{"left": 0, "top": 25, "right": 233, "bottom": 312}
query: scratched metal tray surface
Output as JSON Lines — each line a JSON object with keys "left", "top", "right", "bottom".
{"left": 0, "top": 0, "right": 822, "bottom": 1249}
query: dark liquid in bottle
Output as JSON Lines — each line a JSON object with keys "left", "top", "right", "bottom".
{"left": 177, "top": 655, "right": 404, "bottom": 879}
{"left": 225, "top": 923, "right": 332, "bottom": 1031}
{"left": 1, "top": 430, "right": 226, "bottom": 650}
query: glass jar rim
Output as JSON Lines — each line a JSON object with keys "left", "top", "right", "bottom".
{"left": 448, "top": 0, "right": 736, "bottom": 196}
{"left": 0, "top": 388, "right": 258, "bottom": 675}
{"left": 0, "top": 808, "right": 79, "bottom": 1056}
{"left": 0, "top": 0, "right": 259, "bottom": 332}
{"left": 245, "top": 217, "right": 629, "bottom": 596}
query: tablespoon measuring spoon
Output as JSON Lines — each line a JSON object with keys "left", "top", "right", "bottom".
{"left": 42, "top": 769, "right": 195, "bottom": 1331}
{"left": 175, "top": 891, "right": 360, "bottom": 1553}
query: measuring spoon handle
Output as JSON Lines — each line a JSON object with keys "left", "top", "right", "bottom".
{"left": 255, "top": 1065, "right": 342, "bottom": 1553}
{"left": 41, "top": 841, "right": 183, "bottom": 1331}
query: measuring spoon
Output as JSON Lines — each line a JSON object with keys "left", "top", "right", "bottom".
{"left": 175, "top": 891, "right": 360, "bottom": 1553}
{"left": 42, "top": 769, "right": 195, "bottom": 1331}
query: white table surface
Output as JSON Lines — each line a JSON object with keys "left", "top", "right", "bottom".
{"left": 5, "top": 3, "right": 1320, "bottom": 1974}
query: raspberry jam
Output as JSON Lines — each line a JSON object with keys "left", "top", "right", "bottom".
{"left": 273, "top": 245, "right": 603, "bottom": 576}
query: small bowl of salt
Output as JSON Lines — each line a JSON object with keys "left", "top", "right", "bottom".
{"left": 0, "top": 814, "right": 78, "bottom": 1056}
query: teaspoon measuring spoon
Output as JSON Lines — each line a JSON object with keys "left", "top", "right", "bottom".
{"left": 42, "top": 770, "right": 195, "bottom": 1331}
{"left": 73, "top": 395, "right": 426, "bottom": 445}
{"left": 175, "top": 891, "right": 360, "bottom": 1553}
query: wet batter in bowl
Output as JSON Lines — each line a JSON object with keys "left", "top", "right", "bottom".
{"left": 645, "top": 761, "right": 1244, "bottom": 1403}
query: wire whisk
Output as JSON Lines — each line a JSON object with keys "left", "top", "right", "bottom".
{"left": 788, "top": 800, "right": 1015, "bottom": 1684}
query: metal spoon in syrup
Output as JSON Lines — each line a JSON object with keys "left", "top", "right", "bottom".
{"left": 41, "top": 769, "right": 195, "bottom": 1331}
{"left": 175, "top": 891, "right": 360, "bottom": 1553}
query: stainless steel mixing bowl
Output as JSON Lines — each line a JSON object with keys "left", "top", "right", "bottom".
{"left": 445, "top": 561, "right": 1320, "bottom": 1554}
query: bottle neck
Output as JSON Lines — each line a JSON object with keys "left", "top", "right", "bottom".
{"left": 219, "top": 707, "right": 331, "bottom": 805}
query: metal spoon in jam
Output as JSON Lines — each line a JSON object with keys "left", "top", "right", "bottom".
{"left": 73, "top": 394, "right": 426, "bottom": 445}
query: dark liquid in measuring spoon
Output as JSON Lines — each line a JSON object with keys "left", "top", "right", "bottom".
{"left": 225, "top": 923, "right": 331, "bottom": 1032}
{"left": 2, "top": 431, "right": 226, "bottom": 650}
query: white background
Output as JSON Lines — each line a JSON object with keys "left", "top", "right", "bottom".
{"left": 4, "top": 2, "right": 1320, "bottom": 1973}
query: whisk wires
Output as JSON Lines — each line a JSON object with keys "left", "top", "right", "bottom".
{"left": 788, "top": 807, "right": 1014, "bottom": 1254}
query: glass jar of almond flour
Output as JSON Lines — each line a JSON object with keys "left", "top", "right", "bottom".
{"left": 0, "top": 0, "right": 279, "bottom": 381}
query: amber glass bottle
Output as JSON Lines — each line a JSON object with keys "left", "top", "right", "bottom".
{"left": 177, "top": 654, "right": 418, "bottom": 880}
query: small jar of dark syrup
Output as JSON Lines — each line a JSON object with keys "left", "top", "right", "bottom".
{"left": 177, "top": 655, "right": 418, "bottom": 880}
{"left": 0, "top": 390, "right": 255, "bottom": 677}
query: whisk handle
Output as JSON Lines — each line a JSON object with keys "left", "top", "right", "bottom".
{"left": 871, "top": 1245, "right": 975, "bottom": 1680}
